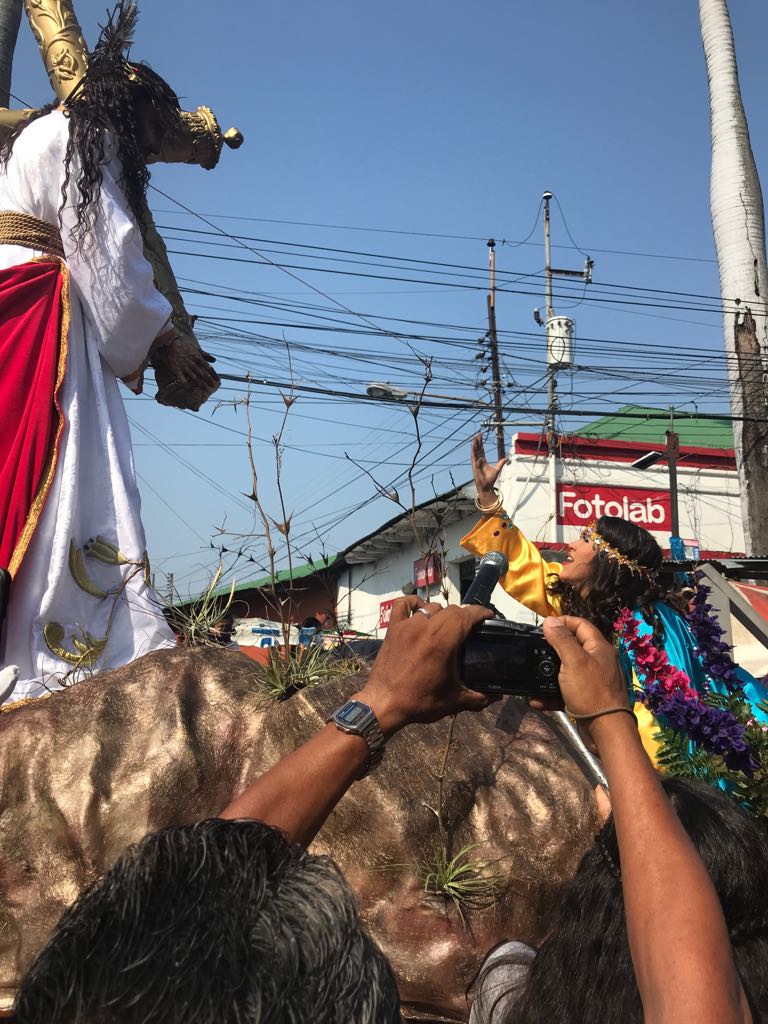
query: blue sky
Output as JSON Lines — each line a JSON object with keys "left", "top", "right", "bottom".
{"left": 9, "top": 0, "right": 768, "bottom": 598}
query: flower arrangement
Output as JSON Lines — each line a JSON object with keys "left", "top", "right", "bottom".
{"left": 685, "top": 573, "right": 743, "bottom": 693}
{"left": 614, "top": 607, "right": 757, "bottom": 777}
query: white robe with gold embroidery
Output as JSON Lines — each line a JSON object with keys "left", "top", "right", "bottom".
{"left": 0, "top": 111, "right": 175, "bottom": 703}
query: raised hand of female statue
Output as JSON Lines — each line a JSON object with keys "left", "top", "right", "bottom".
{"left": 471, "top": 433, "right": 506, "bottom": 507}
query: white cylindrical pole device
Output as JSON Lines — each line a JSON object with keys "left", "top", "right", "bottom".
{"left": 546, "top": 316, "right": 575, "bottom": 368}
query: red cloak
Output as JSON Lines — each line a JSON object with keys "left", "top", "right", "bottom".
{"left": 0, "top": 259, "right": 69, "bottom": 578}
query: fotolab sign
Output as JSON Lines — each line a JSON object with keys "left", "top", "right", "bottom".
{"left": 557, "top": 484, "right": 671, "bottom": 530}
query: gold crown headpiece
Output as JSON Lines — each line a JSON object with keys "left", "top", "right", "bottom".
{"left": 580, "top": 523, "right": 658, "bottom": 582}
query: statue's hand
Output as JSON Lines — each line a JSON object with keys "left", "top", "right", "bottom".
{"left": 471, "top": 433, "right": 506, "bottom": 506}
{"left": 157, "top": 335, "right": 219, "bottom": 389}
{"left": 152, "top": 334, "right": 221, "bottom": 411}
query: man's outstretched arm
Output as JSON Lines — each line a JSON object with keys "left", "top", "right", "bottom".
{"left": 220, "top": 596, "right": 495, "bottom": 847}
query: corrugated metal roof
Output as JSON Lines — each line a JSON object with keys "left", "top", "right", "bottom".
{"left": 208, "top": 555, "right": 342, "bottom": 599}
{"left": 579, "top": 405, "right": 734, "bottom": 449}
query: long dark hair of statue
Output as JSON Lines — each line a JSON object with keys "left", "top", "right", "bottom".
{"left": 61, "top": 60, "right": 178, "bottom": 249}
{"left": 547, "top": 515, "right": 664, "bottom": 639}
{"left": 0, "top": 2, "right": 179, "bottom": 249}
{"left": 481, "top": 777, "right": 768, "bottom": 1023}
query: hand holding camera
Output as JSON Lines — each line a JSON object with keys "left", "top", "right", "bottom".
{"left": 459, "top": 551, "right": 562, "bottom": 699}
{"left": 355, "top": 596, "right": 497, "bottom": 736}
{"left": 541, "top": 615, "right": 630, "bottom": 723}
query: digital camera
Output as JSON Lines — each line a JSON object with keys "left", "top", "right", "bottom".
{"left": 460, "top": 618, "right": 561, "bottom": 698}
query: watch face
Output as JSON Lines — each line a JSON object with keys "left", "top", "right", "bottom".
{"left": 336, "top": 701, "right": 370, "bottom": 729}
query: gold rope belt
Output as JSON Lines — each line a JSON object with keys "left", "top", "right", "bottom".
{"left": 0, "top": 210, "right": 64, "bottom": 258}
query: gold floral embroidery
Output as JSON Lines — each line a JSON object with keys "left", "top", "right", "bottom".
{"left": 43, "top": 621, "right": 107, "bottom": 667}
{"left": 68, "top": 540, "right": 109, "bottom": 598}
{"left": 83, "top": 537, "right": 130, "bottom": 566}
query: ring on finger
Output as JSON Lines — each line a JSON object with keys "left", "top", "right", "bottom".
{"left": 414, "top": 607, "right": 431, "bottom": 619}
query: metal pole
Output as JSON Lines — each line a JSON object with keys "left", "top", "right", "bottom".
{"left": 666, "top": 403, "right": 685, "bottom": 560}
{"left": 543, "top": 192, "right": 559, "bottom": 542}
{"left": 554, "top": 710, "right": 609, "bottom": 790}
{"left": 486, "top": 239, "right": 506, "bottom": 461}
{"left": 667, "top": 430, "right": 680, "bottom": 538}
{"left": 547, "top": 369, "right": 559, "bottom": 543}
{"left": 543, "top": 192, "right": 554, "bottom": 319}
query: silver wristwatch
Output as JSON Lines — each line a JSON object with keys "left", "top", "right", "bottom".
{"left": 327, "top": 699, "right": 386, "bottom": 779}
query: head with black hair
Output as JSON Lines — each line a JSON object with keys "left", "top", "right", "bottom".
{"left": 476, "top": 777, "right": 768, "bottom": 1023}
{"left": 13, "top": 818, "right": 401, "bottom": 1024}
{"left": 547, "top": 515, "right": 664, "bottom": 638}
{"left": 0, "top": 2, "right": 180, "bottom": 250}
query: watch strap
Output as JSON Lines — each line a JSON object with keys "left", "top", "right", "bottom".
{"left": 327, "top": 700, "right": 386, "bottom": 779}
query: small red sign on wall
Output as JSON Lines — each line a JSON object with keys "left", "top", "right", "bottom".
{"left": 379, "top": 598, "right": 395, "bottom": 629}
{"left": 557, "top": 483, "right": 671, "bottom": 531}
{"left": 414, "top": 555, "right": 441, "bottom": 588}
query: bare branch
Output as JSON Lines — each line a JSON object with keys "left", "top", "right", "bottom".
{"left": 344, "top": 452, "right": 403, "bottom": 507}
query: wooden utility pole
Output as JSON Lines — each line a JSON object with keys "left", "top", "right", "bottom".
{"left": 485, "top": 239, "right": 506, "bottom": 461}
{"left": 0, "top": 0, "right": 23, "bottom": 108}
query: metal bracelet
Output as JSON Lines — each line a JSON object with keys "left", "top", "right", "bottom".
{"left": 565, "top": 705, "right": 635, "bottom": 722}
{"left": 474, "top": 494, "right": 504, "bottom": 514}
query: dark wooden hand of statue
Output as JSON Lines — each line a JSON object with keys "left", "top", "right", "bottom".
{"left": 152, "top": 334, "right": 221, "bottom": 411}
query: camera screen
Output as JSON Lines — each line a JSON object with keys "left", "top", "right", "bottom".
{"left": 461, "top": 623, "right": 560, "bottom": 697}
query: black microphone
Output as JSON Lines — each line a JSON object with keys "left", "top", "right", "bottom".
{"left": 461, "top": 551, "right": 509, "bottom": 608}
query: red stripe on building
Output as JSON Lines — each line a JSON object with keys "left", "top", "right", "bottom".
{"left": 514, "top": 433, "right": 737, "bottom": 471}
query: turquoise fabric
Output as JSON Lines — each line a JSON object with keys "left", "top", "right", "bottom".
{"left": 619, "top": 602, "right": 768, "bottom": 724}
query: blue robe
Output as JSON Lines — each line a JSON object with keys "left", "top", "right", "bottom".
{"left": 620, "top": 602, "right": 768, "bottom": 725}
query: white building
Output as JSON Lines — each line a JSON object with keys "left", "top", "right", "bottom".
{"left": 338, "top": 407, "right": 744, "bottom": 637}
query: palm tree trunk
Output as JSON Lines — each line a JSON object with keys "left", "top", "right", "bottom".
{"left": 699, "top": 0, "right": 768, "bottom": 555}
{"left": 0, "top": 0, "right": 22, "bottom": 108}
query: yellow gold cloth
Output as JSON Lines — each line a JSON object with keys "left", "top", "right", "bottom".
{"left": 461, "top": 514, "right": 563, "bottom": 617}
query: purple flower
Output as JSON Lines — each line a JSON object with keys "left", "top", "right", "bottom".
{"left": 619, "top": 593, "right": 758, "bottom": 777}
{"left": 686, "top": 577, "right": 743, "bottom": 693}
{"left": 636, "top": 683, "right": 758, "bottom": 776}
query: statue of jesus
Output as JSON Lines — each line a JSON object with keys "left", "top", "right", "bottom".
{"left": 0, "top": 3, "right": 219, "bottom": 702}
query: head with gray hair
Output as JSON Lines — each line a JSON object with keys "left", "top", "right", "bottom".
{"left": 13, "top": 818, "right": 401, "bottom": 1024}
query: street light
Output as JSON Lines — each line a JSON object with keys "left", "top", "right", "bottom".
{"left": 365, "top": 382, "right": 491, "bottom": 407}
{"left": 630, "top": 450, "right": 664, "bottom": 471}
{"left": 366, "top": 382, "right": 409, "bottom": 401}
{"left": 631, "top": 431, "right": 684, "bottom": 560}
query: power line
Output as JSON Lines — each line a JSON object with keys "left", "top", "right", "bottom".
{"left": 174, "top": 272, "right": 751, "bottom": 362}
{"left": 162, "top": 225, "right": 733, "bottom": 305}
{"left": 164, "top": 244, "right": 761, "bottom": 318}
{"left": 156, "top": 207, "right": 719, "bottom": 265}
{"left": 213, "top": 372, "right": 768, "bottom": 425}
{"left": 151, "top": 185, "right": 447, "bottom": 349}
